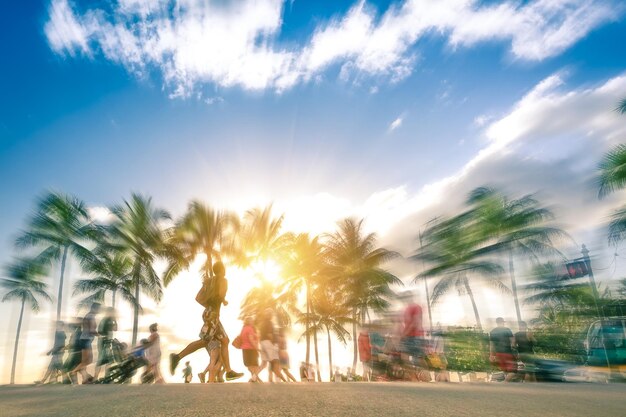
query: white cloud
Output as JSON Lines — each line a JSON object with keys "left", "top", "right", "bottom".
{"left": 43, "top": 0, "right": 623, "bottom": 97}
{"left": 389, "top": 115, "right": 404, "bottom": 131}
{"left": 286, "top": 72, "right": 626, "bottom": 251}
{"left": 44, "top": 0, "right": 90, "bottom": 56}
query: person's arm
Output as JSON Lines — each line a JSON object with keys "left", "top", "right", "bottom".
{"left": 220, "top": 278, "right": 228, "bottom": 306}
{"left": 489, "top": 340, "right": 495, "bottom": 360}
{"left": 143, "top": 333, "right": 157, "bottom": 348}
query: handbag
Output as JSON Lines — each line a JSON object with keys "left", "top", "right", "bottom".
{"left": 232, "top": 335, "right": 242, "bottom": 349}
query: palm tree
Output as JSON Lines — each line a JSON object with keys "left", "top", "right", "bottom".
{"left": 298, "top": 311, "right": 323, "bottom": 382}
{"left": 1, "top": 257, "right": 52, "bottom": 384}
{"left": 108, "top": 194, "right": 170, "bottom": 345}
{"left": 240, "top": 278, "right": 296, "bottom": 327}
{"left": 311, "top": 286, "right": 353, "bottom": 381}
{"left": 163, "top": 201, "right": 239, "bottom": 285}
{"left": 15, "top": 191, "right": 100, "bottom": 321}
{"left": 324, "top": 218, "right": 401, "bottom": 371}
{"left": 238, "top": 205, "right": 292, "bottom": 266}
{"left": 73, "top": 244, "right": 136, "bottom": 309}
{"left": 597, "top": 99, "right": 626, "bottom": 243}
{"left": 281, "top": 233, "right": 326, "bottom": 367}
{"left": 467, "top": 187, "right": 567, "bottom": 326}
{"left": 523, "top": 262, "right": 600, "bottom": 328}
{"left": 616, "top": 97, "right": 626, "bottom": 115}
{"left": 414, "top": 212, "right": 507, "bottom": 331}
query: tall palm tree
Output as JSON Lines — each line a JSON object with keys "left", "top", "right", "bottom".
{"left": 73, "top": 244, "right": 136, "bottom": 310}
{"left": 298, "top": 312, "right": 323, "bottom": 382}
{"left": 108, "top": 194, "right": 170, "bottom": 345}
{"left": 15, "top": 191, "right": 100, "bottom": 321}
{"left": 467, "top": 187, "right": 567, "bottom": 326}
{"left": 311, "top": 286, "right": 353, "bottom": 381}
{"left": 281, "top": 233, "right": 326, "bottom": 366}
{"left": 414, "top": 212, "right": 507, "bottom": 331}
{"left": 163, "top": 201, "right": 239, "bottom": 285}
{"left": 324, "top": 218, "right": 401, "bottom": 371}
{"left": 1, "top": 257, "right": 52, "bottom": 384}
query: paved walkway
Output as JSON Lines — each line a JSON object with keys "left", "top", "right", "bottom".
{"left": 1, "top": 382, "right": 625, "bottom": 417}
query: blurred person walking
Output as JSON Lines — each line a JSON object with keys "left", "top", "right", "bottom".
{"left": 515, "top": 321, "right": 537, "bottom": 382}
{"left": 36, "top": 321, "right": 66, "bottom": 384}
{"left": 401, "top": 293, "right": 425, "bottom": 367}
{"left": 71, "top": 303, "right": 100, "bottom": 384}
{"left": 358, "top": 326, "right": 372, "bottom": 381}
{"left": 430, "top": 326, "right": 449, "bottom": 382}
{"left": 489, "top": 317, "right": 516, "bottom": 382}
{"left": 239, "top": 316, "right": 262, "bottom": 383}
{"left": 94, "top": 307, "right": 117, "bottom": 380}
{"left": 258, "top": 308, "right": 286, "bottom": 382}
{"left": 146, "top": 323, "right": 164, "bottom": 383}
{"left": 278, "top": 327, "right": 297, "bottom": 382}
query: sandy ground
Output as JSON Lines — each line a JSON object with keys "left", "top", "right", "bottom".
{"left": 1, "top": 381, "right": 625, "bottom": 417}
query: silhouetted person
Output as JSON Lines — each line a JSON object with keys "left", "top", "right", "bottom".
{"left": 170, "top": 262, "right": 242, "bottom": 381}
{"left": 515, "top": 321, "right": 536, "bottom": 382}
{"left": 490, "top": 317, "right": 516, "bottom": 382}
{"left": 183, "top": 361, "right": 192, "bottom": 383}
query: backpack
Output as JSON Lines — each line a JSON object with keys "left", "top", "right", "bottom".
{"left": 195, "top": 276, "right": 218, "bottom": 308}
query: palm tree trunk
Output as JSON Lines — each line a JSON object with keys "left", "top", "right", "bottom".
{"left": 463, "top": 277, "right": 482, "bottom": 331}
{"left": 207, "top": 253, "right": 214, "bottom": 279}
{"left": 509, "top": 250, "right": 522, "bottom": 327}
{"left": 132, "top": 272, "right": 140, "bottom": 346}
{"left": 56, "top": 245, "right": 69, "bottom": 321}
{"left": 11, "top": 299, "right": 26, "bottom": 384}
{"left": 327, "top": 326, "right": 333, "bottom": 381}
{"left": 306, "top": 282, "right": 311, "bottom": 366}
{"left": 112, "top": 289, "right": 116, "bottom": 309}
{"left": 424, "top": 277, "right": 433, "bottom": 333}
{"left": 313, "top": 328, "right": 321, "bottom": 381}
{"left": 352, "top": 308, "right": 358, "bottom": 371}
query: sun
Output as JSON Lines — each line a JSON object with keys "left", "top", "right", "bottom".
{"left": 248, "top": 259, "right": 283, "bottom": 284}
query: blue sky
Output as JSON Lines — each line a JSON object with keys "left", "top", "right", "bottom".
{"left": 2, "top": 0, "right": 626, "bottom": 383}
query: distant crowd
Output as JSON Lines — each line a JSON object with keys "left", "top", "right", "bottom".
{"left": 36, "top": 261, "right": 537, "bottom": 385}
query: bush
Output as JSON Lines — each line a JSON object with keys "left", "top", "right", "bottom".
{"left": 444, "top": 328, "right": 491, "bottom": 372}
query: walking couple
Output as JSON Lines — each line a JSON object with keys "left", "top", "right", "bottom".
{"left": 169, "top": 261, "right": 243, "bottom": 382}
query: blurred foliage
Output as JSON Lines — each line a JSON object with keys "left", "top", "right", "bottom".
{"left": 444, "top": 328, "right": 490, "bottom": 372}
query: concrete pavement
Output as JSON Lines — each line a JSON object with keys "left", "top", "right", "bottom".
{"left": 1, "top": 381, "right": 625, "bottom": 417}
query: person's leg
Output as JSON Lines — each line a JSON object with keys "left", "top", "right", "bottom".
{"left": 283, "top": 368, "right": 297, "bottom": 382}
{"left": 208, "top": 348, "right": 221, "bottom": 383}
{"left": 219, "top": 336, "right": 232, "bottom": 371}
{"left": 170, "top": 339, "right": 205, "bottom": 375}
{"left": 154, "top": 361, "right": 165, "bottom": 383}
{"left": 272, "top": 360, "right": 287, "bottom": 382}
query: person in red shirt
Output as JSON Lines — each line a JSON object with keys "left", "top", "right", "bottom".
{"left": 240, "top": 316, "right": 261, "bottom": 383}
{"left": 401, "top": 292, "right": 425, "bottom": 366}
{"left": 358, "top": 327, "right": 372, "bottom": 381}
